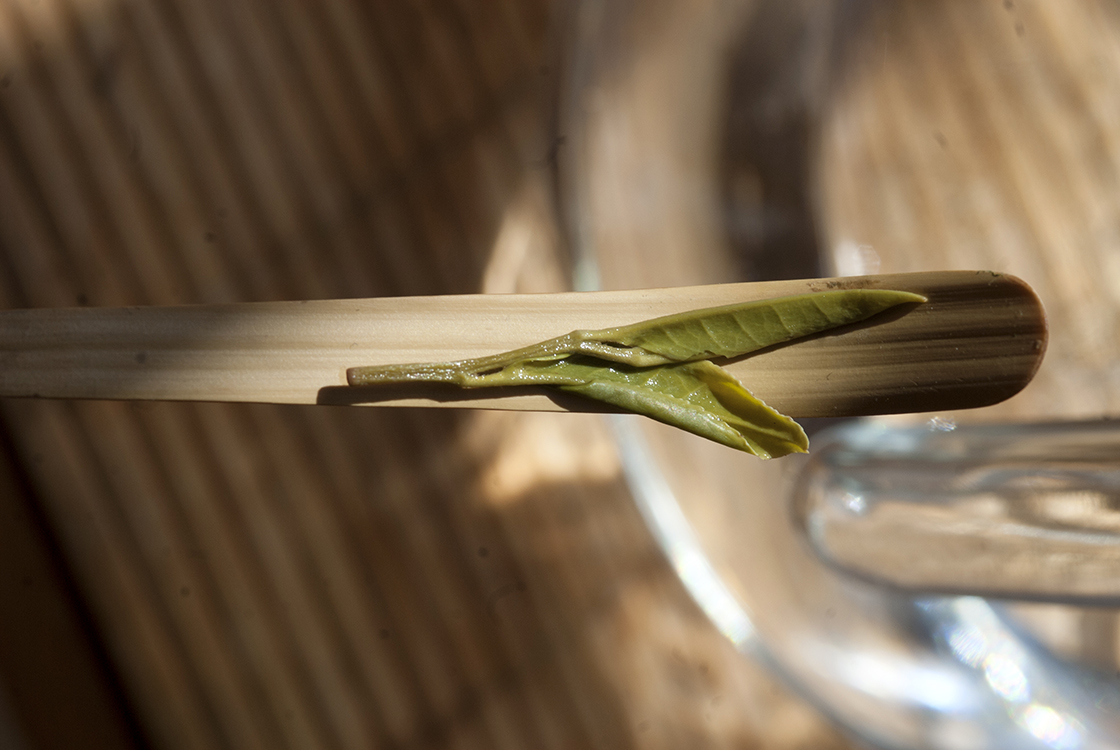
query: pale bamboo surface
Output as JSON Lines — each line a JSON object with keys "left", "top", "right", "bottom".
{"left": 0, "top": 270, "right": 1045, "bottom": 416}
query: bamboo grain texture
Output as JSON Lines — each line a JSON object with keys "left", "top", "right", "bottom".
{"left": 0, "top": 270, "right": 1045, "bottom": 417}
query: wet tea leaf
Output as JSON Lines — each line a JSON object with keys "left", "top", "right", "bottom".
{"left": 570, "top": 288, "right": 926, "bottom": 366}
{"left": 347, "top": 288, "right": 924, "bottom": 457}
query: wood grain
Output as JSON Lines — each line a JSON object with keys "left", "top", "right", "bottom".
{"left": 0, "top": 270, "right": 1045, "bottom": 417}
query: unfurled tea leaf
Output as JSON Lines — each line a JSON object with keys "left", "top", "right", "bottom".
{"left": 569, "top": 288, "right": 926, "bottom": 367}
{"left": 555, "top": 359, "right": 808, "bottom": 458}
{"left": 433, "top": 355, "right": 808, "bottom": 457}
{"left": 347, "top": 288, "right": 924, "bottom": 457}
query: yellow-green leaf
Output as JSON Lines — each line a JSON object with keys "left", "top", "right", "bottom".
{"left": 570, "top": 288, "right": 926, "bottom": 366}
{"left": 346, "top": 288, "right": 925, "bottom": 457}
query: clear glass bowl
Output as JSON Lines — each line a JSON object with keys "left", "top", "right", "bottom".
{"left": 558, "top": 2, "right": 1120, "bottom": 747}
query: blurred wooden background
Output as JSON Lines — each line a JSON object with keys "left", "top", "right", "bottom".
{"left": 0, "top": 0, "right": 850, "bottom": 748}
{"left": 2, "top": 0, "right": 1119, "bottom": 748}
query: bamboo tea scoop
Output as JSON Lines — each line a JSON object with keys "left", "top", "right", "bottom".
{"left": 0, "top": 271, "right": 1045, "bottom": 417}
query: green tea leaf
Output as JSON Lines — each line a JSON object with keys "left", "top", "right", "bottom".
{"left": 558, "top": 359, "right": 807, "bottom": 458}
{"left": 346, "top": 288, "right": 925, "bottom": 457}
{"left": 348, "top": 288, "right": 924, "bottom": 385}
{"left": 571, "top": 288, "right": 926, "bottom": 366}
{"left": 450, "top": 356, "right": 808, "bottom": 458}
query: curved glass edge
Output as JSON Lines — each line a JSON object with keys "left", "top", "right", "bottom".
{"left": 610, "top": 416, "right": 758, "bottom": 650}
{"left": 555, "top": 5, "right": 1118, "bottom": 741}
